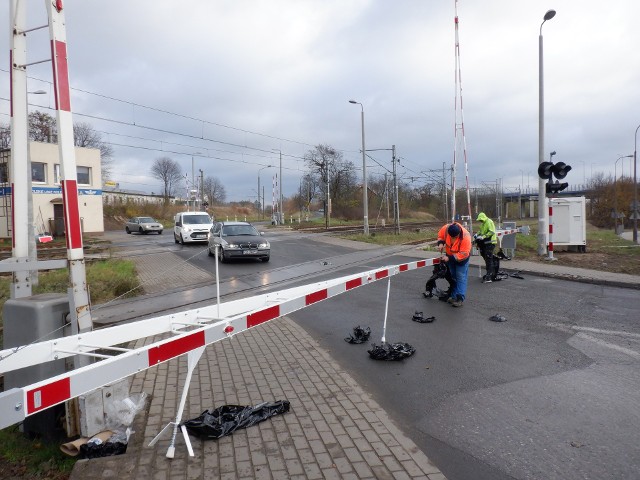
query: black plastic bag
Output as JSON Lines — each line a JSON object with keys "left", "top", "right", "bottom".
{"left": 80, "top": 435, "right": 127, "bottom": 458}
{"left": 368, "top": 342, "right": 416, "bottom": 361}
{"left": 345, "top": 325, "right": 371, "bottom": 344}
{"left": 182, "top": 401, "right": 290, "bottom": 439}
{"left": 424, "top": 262, "right": 453, "bottom": 300}
{"left": 412, "top": 311, "right": 435, "bottom": 323}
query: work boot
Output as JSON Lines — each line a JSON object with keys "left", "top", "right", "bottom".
{"left": 447, "top": 297, "right": 455, "bottom": 304}
{"left": 451, "top": 299, "right": 464, "bottom": 307}
{"left": 482, "top": 275, "right": 492, "bottom": 284}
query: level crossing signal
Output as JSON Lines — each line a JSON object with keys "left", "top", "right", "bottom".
{"left": 538, "top": 161, "right": 572, "bottom": 194}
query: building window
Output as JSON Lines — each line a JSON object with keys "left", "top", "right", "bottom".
{"left": 77, "top": 166, "right": 90, "bottom": 185}
{"left": 54, "top": 164, "right": 91, "bottom": 185}
{"left": 32, "top": 162, "right": 46, "bottom": 183}
{"left": 0, "top": 164, "right": 7, "bottom": 183}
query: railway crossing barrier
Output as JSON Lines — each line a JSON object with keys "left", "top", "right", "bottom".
{"left": 0, "top": 256, "right": 441, "bottom": 456}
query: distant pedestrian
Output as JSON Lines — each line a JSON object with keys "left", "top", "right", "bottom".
{"left": 474, "top": 212, "right": 498, "bottom": 283}
{"left": 437, "top": 222, "right": 471, "bottom": 307}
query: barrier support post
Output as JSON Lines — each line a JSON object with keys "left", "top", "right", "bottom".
{"left": 148, "top": 346, "right": 205, "bottom": 458}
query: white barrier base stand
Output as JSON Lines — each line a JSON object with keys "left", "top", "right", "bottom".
{"left": 148, "top": 346, "right": 204, "bottom": 457}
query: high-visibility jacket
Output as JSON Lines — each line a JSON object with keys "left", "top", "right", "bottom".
{"left": 437, "top": 222, "right": 471, "bottom": 263}
{"left": 476, "top": 212, "right": 497, "bottom": 245}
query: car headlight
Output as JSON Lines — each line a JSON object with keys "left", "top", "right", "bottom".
{"left": 183, "top": 227, "right": 192, "bottom": 233}
{"left": 226, "top": 242, "right": 239, "bottom": 248}
{"left": 258, "top": 242, "right": 269, "bottom": 248}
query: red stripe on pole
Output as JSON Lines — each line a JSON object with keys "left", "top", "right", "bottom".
{"left": 51, "top": 40, "right": 71, "bottom": 111}
{"left": 549, "top": 206, "right": 553, "bottom": 216}
{"left": 61, "top": 180, "right": 83, "bottom": 250}
{"left": 417, "top": 260, "right": 427, "bottom": 267}
{"left": 306, "top": 289, "right": 328, "bottom": 305}
{"left": 148, "top": 331, "right": 205, "bottom": 365}
{"left": 399, "top": 264, "right": 409, "bottom": 272}
{"left": 247, "top": 305, "right": 280, "bottom": 327}
{"left": 9, "top": 51, "right": 13, "bottom": 117}
{"left": 27, "top": 377, "right": 70, "bottom": 414}
{"left": 549, "top": 242, "right": 554, "bottom": 251}
{"left": 346, "top": 278, "right": 362, "bottom": 290}
{"left": 10, "top": 184, "right": 15, "bottom": 248}
{"left": 375, "top": 269, "right": 389, "bottom": 280}
{"left": 549, "top": 224, "right": 553, "bottom": 234}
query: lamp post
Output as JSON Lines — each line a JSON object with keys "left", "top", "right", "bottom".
{"left": 615, "top": 154, "right": 634, "bottom": 234}
{"left": 349, "top": 100, "right": 369, "bottom": 235}
{"left": 634, "top": 124, "right": 640, "bottom": 244}
{"left": 258, "top": 165, "right": 272, "bottom": 220}
{"left": 537, "top": 9, "right": 556, "bottom": 255}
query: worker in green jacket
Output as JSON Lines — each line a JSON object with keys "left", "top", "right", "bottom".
{"left": 474, "top": 212, "right": 498, "bottom": 283}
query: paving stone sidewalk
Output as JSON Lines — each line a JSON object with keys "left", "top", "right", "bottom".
{"left": 71, "top": 317, "right": 446, "bottom": 480}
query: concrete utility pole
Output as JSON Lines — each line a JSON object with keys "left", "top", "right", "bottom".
{"left": 9, "top": 0, "right": 32, "bottom": 298}
{"left": 199, "top": 169, "right": 203, "bottom": 210}
{"left": 46, "top": 0, "right": 93, "bottom": 333}
{"left": 392, "top": 145, "right": 400, "bottom": 234}
{"left": 634, "top": 124, "right": 640, "bottom": 244}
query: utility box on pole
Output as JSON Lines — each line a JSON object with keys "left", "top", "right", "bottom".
{"left": 549, "top": 196, "right": 587, "bottom": 252}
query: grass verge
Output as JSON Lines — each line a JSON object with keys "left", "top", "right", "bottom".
{"left": 0, "top": 259, "right": 139, "bottom": 479}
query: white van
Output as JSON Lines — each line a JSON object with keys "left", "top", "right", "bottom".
{"left": 174, "top": 211, "right": 213, "bottom": 244}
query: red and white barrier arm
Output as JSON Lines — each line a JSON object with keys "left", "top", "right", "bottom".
{"left": 0, "top": 257, "right": 440, "bottom": 430}
{"left": 495, "top": 228, "right": 520, "bottom": 238}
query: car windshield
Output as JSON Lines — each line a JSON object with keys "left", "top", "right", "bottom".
{"left": 183, "top": 215, "right": 211, "bottom": 224}
{"left": 138, "top": 217, "right": 156, "bottom": 223}
{"left": 223, "top": 225, "right": 259, "bottom": 236}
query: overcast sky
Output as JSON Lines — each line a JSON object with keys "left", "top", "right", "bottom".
{"left": 1, "top": 1, "right": 639, "bottom": 204}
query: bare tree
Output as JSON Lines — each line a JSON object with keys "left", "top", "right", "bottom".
{"left": 73, "top": 122, "right": 114, "bottom": 181}
{"left": 0, "top": 122, "right": 9, "bottom": 149}
{"left": 23, "top": 112, "right": 114, "bottom": 182}
{"left": 28, "top": 111, "right": 57, "bottom": 143}
{"left": 304, "top": 144, "right": 357, "bottom": 219}
{"left": 203, "top": 176, "right": 226, "bottom": 205}
{"left": 151, "top": 156, "right": 183, "bottom": 204}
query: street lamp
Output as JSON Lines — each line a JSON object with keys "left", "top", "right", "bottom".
{"left": 537, "top": 9, "right": 556, "bottom": 255}
{"left": 634, "top": 124, "right": 640, "bottom": 244}
{"left": 615, "top": 154, "right": 634, "bottom": 234}
{"left": 349, "top": 99, "right": 369, "bottom": 235}
{"left": 258, "top": 165, "right": 272, "bottom": 220}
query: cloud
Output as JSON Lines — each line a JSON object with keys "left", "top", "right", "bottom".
{"left": 1, "top": 0, "right": 638, "bottom": 201}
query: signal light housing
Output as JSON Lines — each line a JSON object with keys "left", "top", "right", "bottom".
{"left": 546, "top": 180, "right": 569, "bottom": 194}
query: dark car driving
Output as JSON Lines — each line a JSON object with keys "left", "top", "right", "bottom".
{"left": 207, "top": 221, "right": 270, "bottom": 263}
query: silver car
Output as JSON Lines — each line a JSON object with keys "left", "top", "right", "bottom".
{"left": 207, "top": 221, "right": 270, "bottom": 262}
{"left": 125, "top": 216, "right": 163, "bottom": 235}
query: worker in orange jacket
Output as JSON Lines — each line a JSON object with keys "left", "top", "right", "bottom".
{"left": 436, "top": 222, "right": 471, "bottom": 307}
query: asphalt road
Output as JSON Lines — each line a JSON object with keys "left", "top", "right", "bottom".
{"left": 290, "top": 258, "right": 640, "bottom": 480}
{"left": 104, "top": 227, "right": 640, "bottom": 480}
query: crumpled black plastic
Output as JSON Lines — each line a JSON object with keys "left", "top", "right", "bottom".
{"left": 345, "top": 326, "right": 371, "bottom": 344}
{"left": 368, "top": 342, "right": 415, "bottom": 361}
{"left": 424, "top": 262, "right": 453, "bottom": 300}
{"left": 412, "top": 311, "right": 435, "bottom": 323}
{"left": 181, "top": 401, "right": 290, "bottom": 439}
{"left": 489, "top": 314, "right": 507, "bottom": 322}
{"left": 80, "top": 439, "right": 127, "bottom": 459}
{"left": 496, "top": 249, "right": 511, "bottom": 260}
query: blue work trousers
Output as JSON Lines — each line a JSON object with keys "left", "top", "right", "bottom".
{"left": 447, "top": 258, "right": 469, "bottom": 301}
